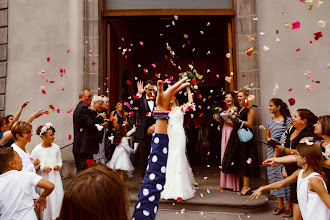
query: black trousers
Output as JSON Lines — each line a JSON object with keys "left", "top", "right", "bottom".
{"left": 139, "top": 135, "right": 152, "bottom": 178}
{"left": 74, "top": 153, "right": 93, "bottom": 173}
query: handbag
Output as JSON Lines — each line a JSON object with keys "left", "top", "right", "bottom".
{"left": 237, "top": 122, "right": 253, "bottom": 142}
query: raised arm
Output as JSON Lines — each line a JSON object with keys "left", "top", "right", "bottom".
{"left": 26, "top": 109, "right": 44, "bottom": 123}
{"left": 80, "top": 106, "right": 105, "bottom": 128}
{"left": 9, "top": 100, "right": 30, "bottom": 128}
{"left": 0, "top": 130, "right": 14, "bottom": 146}
{"left": 133, "top": 77, "right": 189, "bottom": 220}
{"left": 186, "top": 87, "right": 193, "bottom": 104}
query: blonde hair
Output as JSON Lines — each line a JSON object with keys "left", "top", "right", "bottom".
{"left": 100, "top": 95, "right": 109, "bottom": 102}
{"left": 11, "top": 121, "right": 32, "bottom": 140}
{"left": 91, "top": 95, "right": 104, "bottom": 108}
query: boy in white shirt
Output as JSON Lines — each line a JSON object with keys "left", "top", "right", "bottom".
{"left": 0, "top": 147, "right": 54, "bottom": 220}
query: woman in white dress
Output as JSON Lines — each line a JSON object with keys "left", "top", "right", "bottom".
{"left": 31, "top": 122, "right": 63, "bottom": 220}
{"left": 161, "top": 85, "right": 196, "bottom": 200}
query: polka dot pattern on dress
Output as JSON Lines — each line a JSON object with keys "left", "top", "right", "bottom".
{"left": 152, "top": 155, "right": 158, "bottom": 163}
{"left": 143, "top": 210, "right": 150, "bottom": 216}
{"left": 163, "top": 147, "right": 168, "bottom": 154}
{"left": 154, "top": 137, "right": 159, "bottom": 144}
{"left": 161, "top": 166, "right": 166, "bottom": 173}
{"left": 143, "top": 188, "right": 149, "bottom": 196}
{"left": 156, "top": 184, "right": 162, "bottom": 190}
{"left": 148, "top": 195, "right": 155, "bottom": 201}
{"left": 149, "top": 173, "right": 156, "bottom": 180}
{"left": 136, "top": 202, "right": 141, "bottom": 209}
{"left": 154, "top": 206, "right": 158, "bottom": 213}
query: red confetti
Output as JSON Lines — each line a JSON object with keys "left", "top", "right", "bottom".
{"left": 288, "top": 98, "right": 295, "bottom": 106}
{"left": 208, "top": 96, "right": 211, "bottom": 99}
{"left": 110, "top": 116, "right": 115, "bottom": 121}
{"left": 126, "top": 80, "right": 131, "bottom": 85}
{"left": 219, "top": 189, "right": 223, "bottom": 193}
{"left": 143, "top": 69, "right": 148, "bottom": 74}
{"left": 133, "top": 95, "right": 140, "bottom": 100}
{"left": 68, "top": 135, "right": 72, "bottom": 140}
{"left": 191, "top": 79, "right": 197, "bottom": 85}
{"left": 62, "top": 88, "right": 64, "bottom": 91}
{"left": 242, "top": 74, "right": 246, "bottom": 77}
{"left": 92, "top": 62, "right": 96, "bottom": 65}
{"left": 47, "top": 57, "right": 50, "bottom": 62}
{"left": 187, "top": 40, "right": 190, "bottom": 44}
{"left": 177, "top": 197, "right": 183, "bottom": 202}
{"left": 86, "top": 159, "right": 94, "bottom": 167}
{"left": 296, "top": 48, "right": 301, "bottom": 52}
{"left": 49, "top": 105, "right": 55, "bottom": 110}
{"left": 139, "top": 41, "right": 144, "bottom": 45}
{"left": 216, "top": 74, "right": 220, "bottom": 78}
{"left": 276, "top": 30, "right": 279, "bottom": 34}
{"left": 67, "top": 49, "right": 70, "bottom": 53}
{"left": 164, "top": 55, "right": 168, "bottom": 60}
{"left": 151, "top": 63, "right": 156, "bottom": 68}
{"left": 46, "top": 80, "right": 55, "bottom": 83}
{"left": 310, "top": 41, "right": 313, "bottom": 44}
{"left": 44, "top": 110, "right": 49, "bottom": 114}
{"left": 315, "top": 81, "right": 320, "bottom": 84}
{"left": 199, "top": 113, "right": 204, "bottom": 117}
{"left": 194, "top": 90, "right": 198, "bottom": 93}
{"left": 41, "top": 90, "right": 46, "bottom": 94}
{"left": 314, "top": 32, "right": 323, "bottom": 40}
{"left": 197, "top": 94, "right": 202, "bottom": 99}
{"left": 243, "top": 102, "right": 249, "bottom": 108}
{"left": 60, "top": 69, "right": 64, "bottom": 73}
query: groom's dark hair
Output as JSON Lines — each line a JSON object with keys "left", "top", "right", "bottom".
{"left": 145, "top": 80, "right": 155, "bottom": 86}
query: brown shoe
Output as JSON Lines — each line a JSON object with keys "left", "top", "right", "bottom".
{"left": 273, "top": 207, "right": 284, "bottom": 215}
{"left": 282, "top": 209, "right": 293, "bottom": 217}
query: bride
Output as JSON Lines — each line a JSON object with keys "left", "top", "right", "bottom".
{"left": 161, "top": 85, "right": 196, "bottom": 200}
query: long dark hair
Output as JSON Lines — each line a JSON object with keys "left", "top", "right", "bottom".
{"left": 225, "top": 91, "right": 237, "bottom": 109}
{"left": 318, "top": 115, "right": 330, "bottom": 136}
{"left": 113, "top": 125, "right": 127, "bottom": 146}
{"left": 297, "top": 143, "right": 323, "bottom": 175}
{"left": 270, "top": 98, "right": 291, "bottom": 124}
{"left": 297, "top": 109, "right": 318, "bottom": 131}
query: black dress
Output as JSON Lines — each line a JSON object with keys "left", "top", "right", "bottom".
{"left": 283, "top": 126, "right": 316, "bottom": 204}
{"left": 222, "top": 107, "right": 260, "bottom": 177}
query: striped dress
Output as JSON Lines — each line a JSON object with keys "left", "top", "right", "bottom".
{"left": 266, "top": 117, "right": 292, "bottom": 199}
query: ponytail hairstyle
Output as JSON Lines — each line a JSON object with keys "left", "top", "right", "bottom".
{"left": 297, "top": 143, "right": 323, "bottom": 175}
{"left": 113, "top": 124, "right": 127, "bottom": 146}
{"left": 270, "top": 98, "right": 291, "bottom": 125}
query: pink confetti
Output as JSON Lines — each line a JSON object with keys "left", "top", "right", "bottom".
{"left": 55, "top": 109, "right": 60, "bottom": 113}
{"left": 216, "top": 74, "right": 220, "bottom": 78}
{"left": 98, "top": 88, "right": 101, "bottom": 91}
{"left": 139, "top": 41, "right": 144, "bottom": 46}
{"left": 292, "top": 20, "right": 301, "bottom": 30}
{"left": 246, "top": 158, "right": 252, "bottom": 164}
{"left": 296, "top": 48, "right": 301, "bottom": 52}
{"left": 80, "top": 128, "right": 83, "bottom": 132}
{"left": 151, "top": 63, "right": 156, "bottom": 68}
{"left": 85, "top": 40, "right": 89, "bottom": 44}
{"left": 67, "top": 108, "right": 73, "bottom": 113}
{"left": 288, "top": 88, "right": 293, "bottom": 91}
{"left": 39, "top": 71, "right": 45, "bottom": 79}
{"left": 61, "top": 88, "right": 64, "bottom": 91}
{"left": 124, "top": 102, "right": 131, "bottom": 108}
{"left": 231, "top": 162, "right": 234, "bottom": 166}
{"left": 128, "top": 111, "right": 134, "bottom": 117}
{"left": 121, "top": 37, "right": 125, "bottom": 42}
{"left": 174, "top": 15, "right": 178, "bottom": 20}
{"left": 67, "top": 49, "right": 70, "bottom": 53}
{"left": 47, "top": 57, "right": 50, "bottom": 62}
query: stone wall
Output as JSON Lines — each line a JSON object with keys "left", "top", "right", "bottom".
{"left": 0, "top": 0, "right": 8, "bottom": 117}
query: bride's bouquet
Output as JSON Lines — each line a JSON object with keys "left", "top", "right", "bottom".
{"left": 179, "top": 69, "right": 203, "bottom": 90}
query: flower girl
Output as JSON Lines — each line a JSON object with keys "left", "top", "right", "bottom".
{"left": 31, "top": 122, "right": 63, "bottom": 220}
{"left": 107, "top": 124, "right": 136, "bottom": 180}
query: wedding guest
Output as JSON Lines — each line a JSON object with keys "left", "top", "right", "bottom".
{"left": 107, "top": 124, "right": 136, "bottom": 180}
{"left": 263, "top": 109, "right": 318, "bottom": 218}
{"left": 110, "top": 100, "right": 128, "bottom": 128}
{"left": 31, "top": 123, "right": 63, "bottom": 220}
{"left": 265, "top": 98, "right": 292, "bottom": 216}
{"left": 73, "top": 89, "right": 106, "bottom": 172}
{"left": 221, "top": 88, "right": 260, "bottom": 196}
{"left": 0, "top": 147, "right": 54, "bottom": 220}
{"left": 251, "top": 143, "right": 330, "bottom": 220}
{"left": 91, "top": 95, "right": 107, "bottom": 164}
{"left": 214, "top": 92, "right": 240, "bottom": 191}
{"left": 60, "top": 77, "right": 190, "bottom": 220}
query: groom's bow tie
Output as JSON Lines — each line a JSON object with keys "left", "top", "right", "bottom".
{"left": 147, "top": 98, "right": 154, "bottom": 102}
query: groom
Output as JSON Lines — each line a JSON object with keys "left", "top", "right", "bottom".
{"left": 132, "top": 80, "right": 156, "bottom": 178}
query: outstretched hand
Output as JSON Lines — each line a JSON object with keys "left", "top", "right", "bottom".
{"left": 21, "top": 100, "right": 30, "bottom": 108}
{"left": 263, "top": 158, "right": 276, "bottom": 167}
{"left": 250, "top": 188, "right": 262, "bottom": 200}
{"left": 35, "top": 196, "right": 47, "bottom": 212}
{"left": 156, "top": 77, "right": 190, "bottom": 110}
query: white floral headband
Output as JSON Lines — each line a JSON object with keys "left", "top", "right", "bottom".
{"left": 40, "top": 122, "right": 53, "bottom": 136}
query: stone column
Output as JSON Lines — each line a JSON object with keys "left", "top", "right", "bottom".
{"left": 83, "top": 0, "right": 104, "bottom": 94}
{"left": 234, "top": 0, "right": 265, "bottom": 178}
{"left": 0, "top": 0, "right": 8, "bottom": 117}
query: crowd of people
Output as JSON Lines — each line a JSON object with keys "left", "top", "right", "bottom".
{"left": 1, "top": 77, "right": 330, "bottom": 219}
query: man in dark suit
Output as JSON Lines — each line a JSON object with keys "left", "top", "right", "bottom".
{"left": 132, "top": 80, "right": 156, "bottom": 178}
{"left": 73, "top": 89, "right": 106, "bottom": 172}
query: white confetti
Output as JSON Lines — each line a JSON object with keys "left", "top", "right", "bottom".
{"left": 318, "top": 19, "right": 326, "bottom": 28}
{"left": 263, "top": 46, "right": 270, "bottom": 51}
{"left": 276, "top": 37, "right": 280, "bottom": 41}
{"left": 200, "top": 193, "right": 204, "bottom": 198}
{"left": 207, "top": 189, "right": 210, "bottom": 194}
{"left": 260, "top": 32, "right": 265, "bottom": 35}
{"left": 226, "top": 53, "right": 231, "bottom": 58}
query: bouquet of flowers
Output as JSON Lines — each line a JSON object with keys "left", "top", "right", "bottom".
{"left": 210, "top": 105, "right": 223, "bottom": 115}
{"left": 179, "top": 69, "right": 203, "bottom": 88}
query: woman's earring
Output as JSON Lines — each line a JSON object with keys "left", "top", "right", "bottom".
{"left": 302, "top": 122, "right": 305, "bottom": 124}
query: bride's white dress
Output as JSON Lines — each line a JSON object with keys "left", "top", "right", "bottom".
{"left": 161, "top": 106, "right": 196, "bottom": 200}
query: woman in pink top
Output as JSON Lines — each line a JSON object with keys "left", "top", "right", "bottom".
{"left": 214, "top": 92, "right": 240, "bottom": 191}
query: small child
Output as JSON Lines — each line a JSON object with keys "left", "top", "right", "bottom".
{"left": 251, "top": 143, "right": 330, "bottom": 220}
{"left": 106, "top": 124, "right": 136, "bottom": 180}
{"left": 0, "top": 147, "right": 54, "bottom": 220}
{"left": 31, "top": 122, "right": 64, "bottom": 220}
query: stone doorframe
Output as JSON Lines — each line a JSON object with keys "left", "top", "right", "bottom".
{"left": 0, "top": 0, "right": 8, "bottom": 117}
{"left": 83, "top": 0, "right": 262, "bottom": 173}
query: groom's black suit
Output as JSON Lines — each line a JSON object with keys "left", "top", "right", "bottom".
{"left": 132, "top": 95, "right": 156, "bottom": 177}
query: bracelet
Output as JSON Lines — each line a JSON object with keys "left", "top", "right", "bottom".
{"left": 152, "top": 108, "right": 171, "bottom": 114}
{"left": 153, "top": 113, "right": 169, "bottom": 120}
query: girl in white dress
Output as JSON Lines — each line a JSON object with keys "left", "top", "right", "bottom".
{"left": 107, "top": 124, "right": 136, "bottom": 180}
{"left": 161, "top": 86, "right": 196, "bottom": 200}
{"left": 251, "top": 143, "right": 330, "bottom": 220}
{"left": 31, "top": 122, "right": 63, "bottom": 220}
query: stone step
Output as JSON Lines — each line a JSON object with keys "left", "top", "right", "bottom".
{"left": 129, "top": 187, "right": 268, "bottom": 214}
